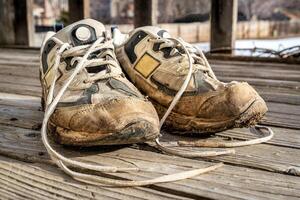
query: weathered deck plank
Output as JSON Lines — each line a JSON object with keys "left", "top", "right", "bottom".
{"left": 0, "top": 156, "right": 188, "bottom": 200}
{"left": 1, "top": 102, "right": 300, "bottom": 177}
{"left": 0, "top": 48, "right": 299, "bottom": 199}
{"left": 0, "top": 123, "right": 299, "bottom": 200}
{"left": 0, "top": 49, "right": 299, "bottom": 175}
{"left": 210, "top": 59, "right": 300, "bottom": 71}
{"left": 0, "top": 94, "right": 298, "bottom": 199}
{"left": 217, "top": 127, "right": 300, "bottom": 149}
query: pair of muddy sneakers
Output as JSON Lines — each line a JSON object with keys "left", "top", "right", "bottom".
{"left": 40, "top": 19, "right": 273, "bottom": 186}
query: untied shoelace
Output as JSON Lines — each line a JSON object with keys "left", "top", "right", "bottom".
{"left": 41, "top": 35, "right": 273, "bottom": 186}
{"left": 41, "top": 36, "right": 224, "bottom": 186}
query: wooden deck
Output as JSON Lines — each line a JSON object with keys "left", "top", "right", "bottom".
{"left": 0, "top": 48, "right": 299, "bottom": 199}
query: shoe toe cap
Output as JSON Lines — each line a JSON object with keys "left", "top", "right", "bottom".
{"left": 226, "top": 82, "right": 267, "bottom": 115}
{"left": 50, "top": 97, "right": 160, "bottom": 139}
{"left": 194, "top": 82, "right": 267, "bottom": 120}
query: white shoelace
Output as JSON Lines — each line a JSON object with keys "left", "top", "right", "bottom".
{"left": 41, "top": 36, "right": 223, "bottom": 186}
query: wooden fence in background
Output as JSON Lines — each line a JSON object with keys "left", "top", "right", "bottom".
{"left": 113, "top": 20, "right": 300, "bottom": 43}
{"left": 34, "top": 20, "right": 300, "bottom": 46}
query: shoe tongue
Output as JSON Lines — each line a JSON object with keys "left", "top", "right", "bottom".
{"left": 54, "top": 19, "right": 106, "bottom": 46}
{"left": 131, "top": 26, "right": 171, "bottom": 38}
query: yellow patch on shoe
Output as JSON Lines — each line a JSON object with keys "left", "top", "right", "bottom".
{"left": 134, "top": 53, "right": 160, "bottom": 78}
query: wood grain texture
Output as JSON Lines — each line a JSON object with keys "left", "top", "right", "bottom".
{"left": 0, "top": 48, "right": 299, "bottom": 199}
{"left": 0, "top": 124, "right": 299, "bottom": 200}
{"left": 0, "top": 156, "right": 188, "bottom": 200}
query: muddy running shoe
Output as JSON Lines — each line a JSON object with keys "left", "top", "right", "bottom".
{"left": 113, "top": 26, "right": 268, "bottom": 134}
{"left": 40, "top": 19, "right": 160, "bottom": 146}
{"left": 39, "top": 19, "right": 224, "bottom": 186}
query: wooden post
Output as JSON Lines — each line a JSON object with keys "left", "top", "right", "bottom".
{"left": 68, "top": 0, "right": 90, "bottom": 24}
{"left": 210, "top": 0, "right": 237, "bottom": 53}
{"left": 0, "top": 0, "right": 15, "bottom": 45}
{"left": 134, "top": 0, "right": 158, "bottom": 28}
{"left": 14, "top": 0, "right": 34, "bottom": 46}
{"left": 0, "top": 0, "right": 34, "bottom": 46}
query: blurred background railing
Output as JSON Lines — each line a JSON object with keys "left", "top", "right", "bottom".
{"left": 1, "top": 0, "right": 300, "bottom": 58}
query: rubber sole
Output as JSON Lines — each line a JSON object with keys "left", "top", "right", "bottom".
{"left": 151, "top": 98, "right": 268, "bottom": 135}
{"left": 47, "top": 120, "right": 159, "bottom": 146}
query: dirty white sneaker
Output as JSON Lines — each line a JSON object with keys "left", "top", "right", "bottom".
{"left": 40, "top": 19, "right": 223, "bottom": 186}
{"left": 113, "top": 26, "right": 273, "bottom": 151}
